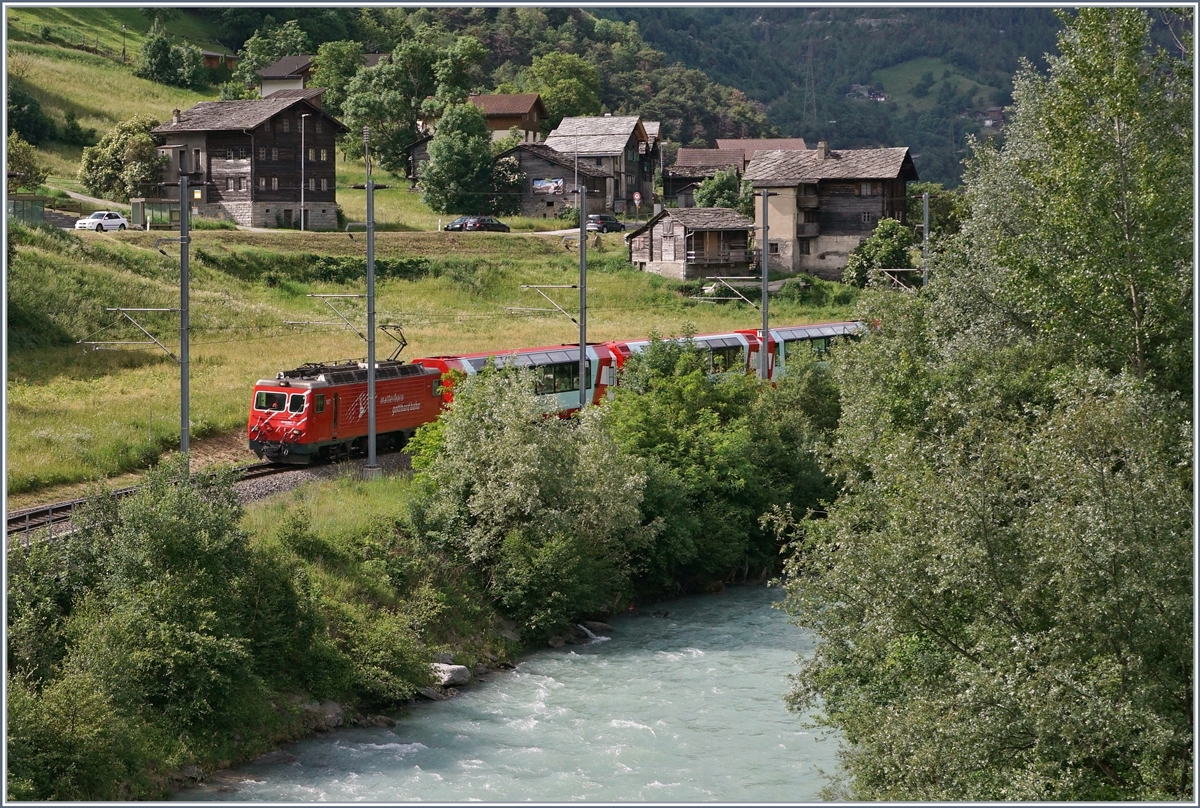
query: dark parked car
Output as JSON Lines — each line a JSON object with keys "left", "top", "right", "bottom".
{"left": 443, "top": 216, "right": 471, "bottom": 231}
{"left": 462, "top": 216, "right": 510, "bottom": 232}
{"left": 587, "top": 213, "right": 624, "bottom": 233}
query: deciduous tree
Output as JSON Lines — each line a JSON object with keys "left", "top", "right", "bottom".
{"left": 6, "top": 133, "right": 50, "bottom": 191}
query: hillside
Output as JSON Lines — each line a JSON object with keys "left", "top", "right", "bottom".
{"left": 593, "top": 8, "right": 1067, "bottom": 184}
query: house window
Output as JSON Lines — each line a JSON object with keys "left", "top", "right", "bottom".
{"left": 768, "top": 242, "right": 780, "bottom": 255}
{"left": 226, "top": 178, "right": 234, "bottom": 191}
{"left": 258, "top": 147, "right": 266, "bottom": 160}
{"left": 798, "top": 239, "right": 811, "bottom": 255}
{"left": 271, "top": 147, "right": 278, "bottom": 161}
{"left": 271, "top": 177, "right": 279, "bottom": 190}
{"left": 193, "top": 149, "right": 201, "bottom": 170}
{"left": 858, "top": 182, "right": 879, "bottom": 196}
{"left": 281, "top": 118, "right": 290, "bottom": 133}
{"left": 663, "top": 220, "right": 674, "bottom": 237}
{"left": 861, "top": 211, "right": 874, "bottom": 224}
{"left": 238, "top": 147, "right": 247, "bottom": 159}
{"left": 238, "top": 177, "right": 244, "bottom": 191}
{"left": 259, "top": 177, "right": 266, "bottom": 190}
{"left": 321, "top": 178, "right": 328, "bottom": 191}
{"left": 315, "top": 120, "right": 323, "bottom": 134}
{"left": 308, "top": 148, "right": 315, "bottom": 162}
{"left": 320, "top": 148, "right": 328, "bottom": 162}
{"left": 309, "top": 178, "right": 316, "bottom": 191}
{"left": 632, "top": 237, "right": 646, "bottom": 251}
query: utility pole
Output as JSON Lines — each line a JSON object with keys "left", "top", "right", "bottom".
{"left": 921, "top": 191, "right": 930, "bottom": 287}
{"left": 578, "top": 187, "right": 588, "bottom": 410}
{"left": 179, "top": 174, "right": 191, "bottom": 472}
{"left": 300, "top": 112, "right": 311, "bottom": 231}
{"left": 364, "top": 127, "right": 380, "bottom": 479}
{"left": 759, "top": 188, "right": 770, "bottom": 380}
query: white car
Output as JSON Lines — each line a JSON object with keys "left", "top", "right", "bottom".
{"left": 75, "top": 211, "right": 129, "bottom": 231}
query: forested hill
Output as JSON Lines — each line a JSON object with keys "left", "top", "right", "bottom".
{"left": 593, "top": 7, "right": 1065, "bottom": 185}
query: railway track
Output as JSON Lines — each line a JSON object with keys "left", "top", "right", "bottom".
{"left": 6, "top": 461, "right": 284, "bottom": 547}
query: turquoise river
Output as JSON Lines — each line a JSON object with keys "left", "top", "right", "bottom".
{"left": 183, "top": 584, "right": 841, "bottom": 801}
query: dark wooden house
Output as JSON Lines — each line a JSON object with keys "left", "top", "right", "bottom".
{"left": 495, "top": 143, "right": 610, "bottom": 218}
{"left": 151, "top": 97, "right": 347, "bottom": 229}
{"left": 663, "top": 148, "right": 744, "bottom": 205}
{"left": 543, "top": 115, "right": 658, "bottom": 214}
{"left": 743, "top": 141, "right": 917, "bottom": 280}
{"left": 468, "top": 93, "right": 547, "bottom": 143}
{"left": 627, "top": 207, "right": 755, "bottom": 281}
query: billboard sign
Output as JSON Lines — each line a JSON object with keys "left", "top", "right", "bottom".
{"left": 533, "top": 178, "right": 564, "bottom": 195}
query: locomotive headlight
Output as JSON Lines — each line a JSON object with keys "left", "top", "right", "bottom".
{"left": 290, "top": 428, "right": 303, "bottom": 439}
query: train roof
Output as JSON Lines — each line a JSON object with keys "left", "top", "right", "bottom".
{"left": 417, "top": 344, "right": 601, "bottom": 373}
{"left": 259, "top": 359, "right": 436, "bottom": 387}
{"left": 770, "top": 322, "right": 862, "bottom": 341}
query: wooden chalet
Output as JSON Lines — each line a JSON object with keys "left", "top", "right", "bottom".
{"left": 743, "top": 141, "right": 918, "bottom": 280}
{"left": 151, "top": 97, "right": 348, "bottom": 230}
{"left": 627, "top": 207, "right": 755, "bottom": 281}
{"left": 468, "top": 93, "right": 547, "bottom": 143}
{"left": 495, "top": 143, "right": 610, "bottom": 218}
{"left": 543, "top": 115, "right": 658, "bottom": 214}
{"left": 256, "top": 52, "right": 389, "bottom": 97}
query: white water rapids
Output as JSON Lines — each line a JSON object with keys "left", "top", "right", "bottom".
{"left": 183, "top": 584, "right": 841, "bottom": 801}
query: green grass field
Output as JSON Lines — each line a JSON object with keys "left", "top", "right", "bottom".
{"left": 7, "top": 224, "right": 858, "bottom": 501}
{"left": 873, "top": 57, "right": 996, "bottom": 114}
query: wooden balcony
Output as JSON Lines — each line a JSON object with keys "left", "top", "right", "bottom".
{"left": 797, "top": 223, "right": 820, "bottom": 238}
{"left": 685, "top": 249, "right": 752, "bottom": 265}
{"left": 796, "top": 194, "right": 819, "bottom": 208}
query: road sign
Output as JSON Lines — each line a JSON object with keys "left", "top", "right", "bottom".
{"left": 633, "top": 191, "right": 642, "bottom": 205}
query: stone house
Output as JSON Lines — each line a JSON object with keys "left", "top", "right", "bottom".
{"left": 627, "top": 207, "right": 755, "bottom": 281}
{"left": 494, "top": 143, "right": 610, "bottom": 218}
{"left": 543, "top": 115, "right": 658, "bottom": 213}
{"left": 151, "top": 97, "right": 347, "bottom": 230}
{"left": 743, "top": 141, "right": 917, "bottom": 280}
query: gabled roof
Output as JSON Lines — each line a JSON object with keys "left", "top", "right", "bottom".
{"left": 744, "top": 147, "right": 917, "bottom": 184}
{"left": 627, "top": 206, "right": 754, "bottom": 239}
{"left": 663, "top": 165, "right": 735, "bottom": 180}
{"left": 716, "top": 137, "right": 809, "bottom": 165}
{"left": 543, "top": 115, "right": 647, "bottom": 157}
{"left": 256, "top": 54, "right": 314, "bottom": 80}
{"left": 363, "top": 52, "right": 389, "bottom": 68}
{"left": 468, "top": 93, "right": 546, "bottom": 119}
{"left": 497, "top": 143, "right": 610, "bottom": 178}
{"left": 641, "top": 121, "right": 661, "bottom": 153}
{"left": 151, "top": 98, "right": 347, "bottom": 135}
{"left": 673, "top": 148, "right": 745, "bottom": 169}
{"left": 263, "top": 87, "right": 326, "bottom": 103}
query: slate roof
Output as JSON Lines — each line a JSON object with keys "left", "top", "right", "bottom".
{"left": 641, "top": 121, "right": 661, "bottom": 153}
{"left": 673, "top": 148, "right": 744, "bottom": 169}
{"left": 468, "top": 93, "right": 546, "bottom": 118}
{"left": 497, "top": 143, "right": 611, "bottom": 178}
{"left": 663, "top": 164, "right": 734, "bottom": 180}
{"left": 363, "top": 52, "right": 389, "bottom": 68}
{"left": 263, "top": 87, "right": 326, "bottom": 102}
{"left": 151, "top": 98, "right": 347, "bottom": 135}
{"left": 256, "top": 54, "right": 314, "bottom": 79}
{"left": 543, "top": 115, "right": 646, "bottom": 157}
{"left": 716, "top": 137, "right": 809, "bottom": 165}
{"left": 744, "top": 147, "right": 917, "bottom": 184}
{"left": 627, "top": 206, "right": 754, "bottom": 239}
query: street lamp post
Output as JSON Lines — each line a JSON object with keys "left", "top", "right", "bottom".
{"left": 300, "top": 113, "right": 311, "bottom": 231}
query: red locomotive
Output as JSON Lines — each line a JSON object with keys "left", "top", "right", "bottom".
{"left": 247, "top": 322, "right": 861, "bottom": 463}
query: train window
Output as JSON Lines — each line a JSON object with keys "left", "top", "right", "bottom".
{"left": 711, "top": 346, "right": 745, "bottom": 373}
{"left": 812, "top": 337, "right": 831, "bottom": 356}
{"left": 315, "top": 394, "right": 325, "bottom": 413}
{"left": 255, "top": 391, "right": 286, "bottom": 411}
{"left": 288, "top": 393, "right": 305, "bottom": 413}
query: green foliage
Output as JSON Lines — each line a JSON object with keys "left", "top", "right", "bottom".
{"left": 782, "top": 9, "right": 1194, "bottom": 800}
{"left": 409, "top": 364, "right": 648, "bottom": 635}
{"left": 905, "top": 181, "right": 965, "bottom": 240}
{"left": 692, "top": 168, "right": 742, "bottom": 209}
{"left": 420, "top": 103, "right": 495, "bottom": 215}
{"left": 6, "top": 80, "right": 55, "bottom": 145}
{"left": 193, "top": 247, "right": 431, "bottom": 285}
{"left": 230, "top": 20, "right": 311, "bottom": 90}
{"left": 60, "top": 110, "right": 97, "bottom": 147}
{"left": 962, "top": 8, "right": 1193, "bottom": 394}
{"left": 309, "top": 40, "right": 365, "bottom": 119}
{"left": 134, "top": 21, "right": 206, "bottom": 89}
{"left": 842, "top": 217, "right": 915, "bottom": 287}
{"left": 527, "top": 52, "right": 602, "bottom": 133}
{"left": 77, "top": 115, "right": 167, "bottom": 202}
{"left": 6, "top": 132, "right": 50, "bottom": 191}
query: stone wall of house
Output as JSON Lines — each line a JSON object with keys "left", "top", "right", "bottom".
{"left": 199, "top": 201, "right": 338, "bottom": 230}
{"left": 797, "top": 234, "right": 864, "bottom": 281}
{"left": 643, "top": 260, "right": 688, "bottom": 281}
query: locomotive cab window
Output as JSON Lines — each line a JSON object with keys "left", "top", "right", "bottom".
{"left": 315, "top": 393, "right": 325, "bottom": 413}
{"left": 255, "top": 391, "right": 287, "bottom": 411}
{"left": 288, "top": 393, "right": 306, "bottom": 413}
